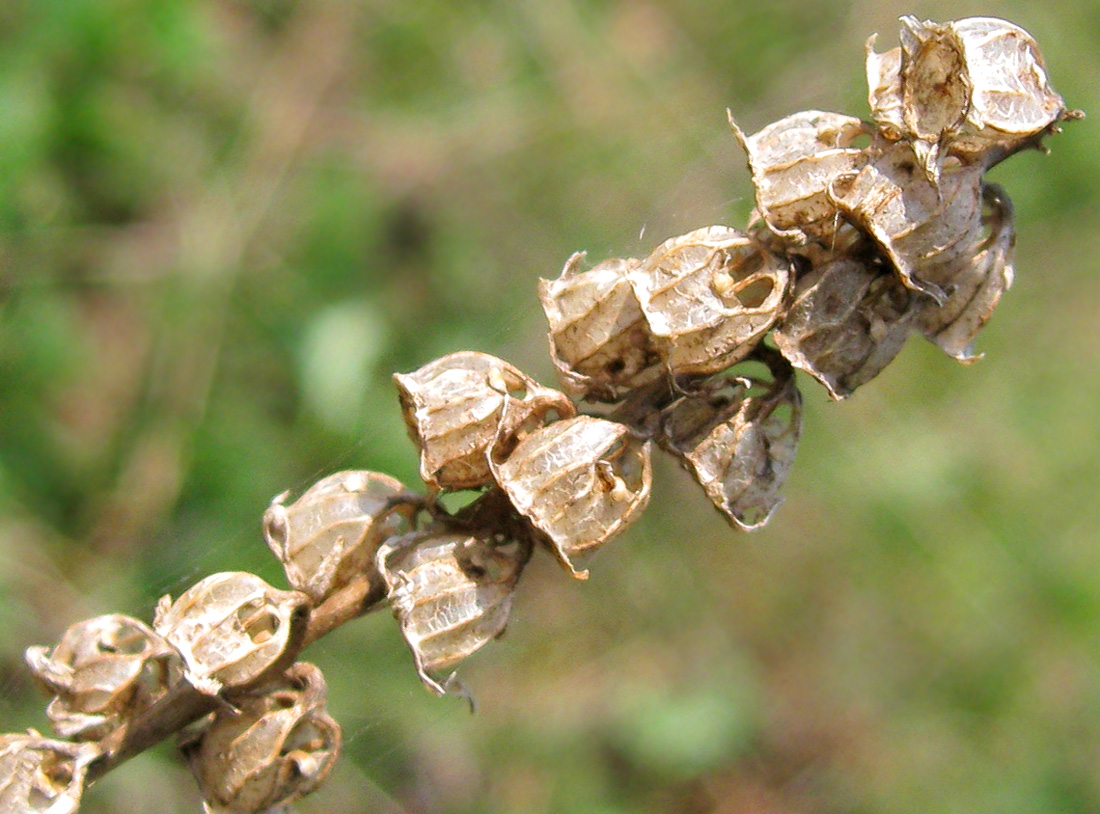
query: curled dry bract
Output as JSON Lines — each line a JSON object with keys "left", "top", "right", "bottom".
{"left": 264, "top": 470, "right": 414, "bottom": 604}
{"left": 377, "top": 530, "right": 530, "bottom": 699}
{"left": 492, "top": 415, "right": 651, "bottom": 578}
{"left": 731, "top": 109, "right": 870, "bottom": 243}
{"left": 154, "top": 572, "right": 310, "bottom": 696}
{"left": 395, "top": 351, "right": 575, "bottom": 491}
{"left": 660, "top": 353, "right": 801, "bottom": 530}
{"left": 183, "top": 662, "right": 340, "bottom": 814}
{"left": 539, "top": 253, "right": 663, "bottom": 401}
{"left": 25, "top": 614, "right": 180, "bottom": 741}
{"left": 628, "top": 226, "right": 789, "bottom": 375}
{"left": 0, "top": 731, "right": 99, "bottom": 814}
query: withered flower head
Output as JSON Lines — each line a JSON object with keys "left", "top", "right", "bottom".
{"left": 0, "top": 731, "right": 99, "bottom": 814}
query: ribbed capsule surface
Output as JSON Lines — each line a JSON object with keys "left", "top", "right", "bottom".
{"left": 0, "top": 731, "right": 98, "bottom": 814}
{"left": 660, "top": 353, "right": 802, "bottom": 530}
{"left": 264, "top": 470, "right": 413, "bottom": 604}
{"left": 492, "top": 415, "right": 651, "bottom": 578}
{"left": 25, "top": 614, "right": 180, "bottom": 741}
{"left": 184, "top": 663, "right": 341, "bottom": 814}
{"left": 773, "top": 251, "right": 914, "bottom": 400}
{"left": 539, "top": 253, "right": 663, "bottom": 402}
{"left": 395, "top": 351, "right": 575, "bottom": 491}
{"left": 866, "top": 15, "right": 1068, "bottom": 173}
{"left": 916, "top": 183, "right": 1016, "bottom": 361}
{"left": 628, "top": 226, "right": 789, "bottom": 375}
{"left": 154, "top": 572, "right": 310, "bottom": 696}
{"left": 730, "top": 109, "right": 870, "bottom": 243}
{"left": 377, "top": 530, "right": 530, "bottom": 697}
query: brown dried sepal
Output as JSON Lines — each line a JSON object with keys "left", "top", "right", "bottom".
{"left": 916, "top": 183, "right": 1016, "bottom": 361}
{"left": 395, "top": 351, "right": 576, "bottom": 491}
{"left": 660, "top": 351, "right": 802, "bottom": 530}
{"left": 867, "top": 16, "right": 1069, "bottom": 176}
{"left": 25, "top": 615, "right": 181, "bottom": 741}
{"left": 772, "top": 249, "right": 914, "bottom": 399}
{"left": 539, "top": 252, "right": 663, "bottom": 402}
{"left": 264, "top": 470, "right": 415, "bottom": 605}
{"left": 492, "top": 415, "right": 651, "bottom": 578}
{"left": 0, "top": 731, "right": 99, "bottom": 814}
{"left": 377, "top": 528, "right": 531, "bottom": 700}
{"left": 628, "top": 226, "right": 790, "bottom": 375}
{"left": 182, "top": 662, "right": 340, "bottom": 814}
{"left": 730, "top": 109, "right": 871, "bottom": 244}
{"left": 154, "top": 572, "right": 310, "bottom": 697}
{"left": 829, "top": 142, "right": 985, "bottom": 302}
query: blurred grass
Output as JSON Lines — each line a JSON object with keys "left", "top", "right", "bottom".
{"left": 1, "top": 1, "right": 1098, "bottom": 812}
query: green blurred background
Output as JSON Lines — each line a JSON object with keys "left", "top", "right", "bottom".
{"left": 1, "top": 1, "right": 1097, "bottom": 812}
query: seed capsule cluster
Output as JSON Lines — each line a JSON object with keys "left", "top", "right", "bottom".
{"left": 7, "top": 16, "right": 1074, "bottom": 812}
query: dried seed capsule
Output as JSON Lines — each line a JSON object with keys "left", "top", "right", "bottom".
{"left": 492, "top": 415, "right": 651, "bottom": 578}
{"left": 660, "top": 352, "right": 802, "bottom": 530}
{"left": 867, "top": 16, "right": 1068, "bottom": 174}
{"left": 916, "top": 184, "right": 1015, "bottom": 361}
{"left": 772, "top": 251, "right": 914, "bottom": 399}
{"left": 628, "top": 226, "right": 790, "bottom": 375}
{"left": 0, "top": 731, "right": 98, "bottom": 814}
{"left": 730, "top": 109, "right": 871, "bottom": 244}
{"left": 183, "top": 663, "right": 341, "bottom": 814}
{"left": 395, "top": 351, "right": 575, "bottom": 491}
{"left": 154, "top": 572, "right": 310, "bottom": 696}
{"left": 264, "top": 470, "right": 415, "bottom": 605}
{"left": 829, "top": 142, "right": 985, "bottom": 302}
{"left": 539, "top": 252, "right": 663, "bottom": 401}
{"left": 25, "top": 614, "right": 180, "bottom": 741}
{"left": 377, "top": 529, "right": 530, "bottom": 699}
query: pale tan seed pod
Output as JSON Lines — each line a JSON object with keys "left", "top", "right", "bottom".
{"left": 395, "top": 351, "right": 576, "bottom": 491}
{"left": 628, "top": 226, "right": 789, "bottom": 375}
{"left": 729, "top": 109, "right": 871, "bottom": 244}
{"left": 492, "top": 415, "right": 651, "bottom": 579}
{"left": 539, "top": 252, "right": 663, "bottom": 402}
{"left": 183, "top": 663, "right": 341, "bottom": 814}
{"left": 25, "top": 614, "right": 181, "bottom": 741}
{"left": 0, "top": 731, "right": 99, "bottom": 814}
{"left": 866, "top": 16, "right": 1068, "bottom": 176}
{"left": 829, "top": 142, "right": 985, "bottom": 302}
{"left": 263, "top": 470, "right": 415, "bottom": 605}
{"left": 376, "top": 529, "right": 530, "bottom": 699}
{"left": 916, "top": 184, "right": 1015, "bottom": 362}
{"left": 660, "top": 352, "right": 802, "bottom": 530}
{"left": 772, "top": 251, "right": 914, "bottom": 399}
{"left": 154, "top": 572, "right": 310, "bottom": 696}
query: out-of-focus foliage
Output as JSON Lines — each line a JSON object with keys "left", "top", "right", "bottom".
{"left": 0, "top": 1, "right": 1097, "bottom": 812}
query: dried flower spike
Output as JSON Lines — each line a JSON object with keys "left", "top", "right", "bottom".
{"left": 154, "top": 572, "right": 310, "bottom": 696}
{"left": 0, "top": 731, "right": 99, "bottom": 814}
{"left": 183, "top": 662, "right": 341, "bottom": 814}
{"left": 539, "top": 252, "right": 663, "bottom": 402}
{"left": 264, "top": 470, "right": 415, "bottom": 605}
{"left": 661, "top": 351, "right": 802, "bottom": 530}
{"left": 628, "top": 226, "right": 790, "bottom": 375}
{"left": 492, "top": 415, "right": 651, "bottom": 578}
{"left": 377, "top": 529, "right": 531, "bottom": 700}
{"left": 395, "top": 351, "right": 575, "bottom": 491}
{"left": 25, "top": 614, "right": 180, "bottom": 741}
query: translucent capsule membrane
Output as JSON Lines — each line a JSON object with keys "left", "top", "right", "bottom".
{"left": 0, "top": 732, "right": 99, "bottom": 814}
{"left": 264, "top": 470, "right": 414, "bottom": 604}
{"left": 154, "top": 572, "right": 310, "bottom": 697}
{"left": 659, "top": 351, "right": 802, "bottom": 530}
{"left": 183, "top": 663, "right": 340, "bottom": 814}
{"left": 376, "top": 529, "right": 530, "bottom": 699}
{"left": 25, "top": 614, "right": 180, "bottom": 741}
{"left": 395, "top": 351, "right": 575, "bottom": 491}
{"left": 540, "top": 253, "right": 663, "bottom": 402}
{"left": 492, "top": 415, "right": 652, "bottom": 578}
